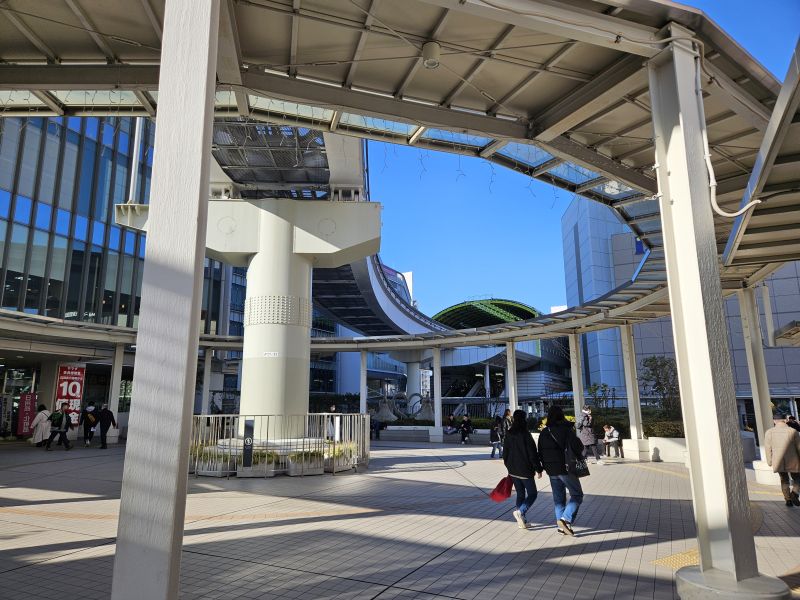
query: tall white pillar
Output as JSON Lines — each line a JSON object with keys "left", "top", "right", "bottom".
{"left": 738, "top": 287, "right": 780, "bottom": 485}
{"left": 568, "top": 333, "right": 584, "bottom": 418}
{"left": 505, "top": 341, "right": 518, "bottom": 412}
{"left": 201, "top": 349, "right": 213, "bottom": 414}
{"left": 105, "top": 343, "right": 125, "bottom": 445}
{"left": 484, "top": 363, "right": 491, "bottom": 398}
{"left": 620, "top": 325, "right": 643, "bottom": 440}
{"left": 649, "top": 30, "right": 788, "bottom": 599}
{"left": 111, "top": 1, "right": 220, "bottom": 599}
{"left": 239, "top": 208, "right": 313, "bottom": 417}
{"left": 359, "top": 350, "right": 368, "bottom": 413}
{"left": 431, "top": 348, "right": 442, "bottom": 442}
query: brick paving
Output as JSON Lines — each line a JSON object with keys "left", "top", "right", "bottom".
{"left": 0, "top": 441, "right": 798, "bottom": 599}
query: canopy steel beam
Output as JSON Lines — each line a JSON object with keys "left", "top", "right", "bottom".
{"left": 289, "top": 0, "right": 301, "bottom": 77}
{"left": 0, "top": 8, "right": 60, "bottom": 63}
{"left": 442, "top": 24, "right": 515, "bottom": 107}
{"left": 704, "top": 60, "right": 771, "bottom": 131}
{"left": 344, "top": 0, "right": 381, "bottom": 89}
{"left": 532, "top": 54, "right": 646, "bottom": 142}
{"left": 394, "top": 8, "right": 449, "bottom": 98}
{"left": 415, "top": 0, "right": 661, "bottom": 57}
{"left": 724, "top": 38, "right": 800, "bottom": 266}
{"left": 138, "top": 0, "right": 163, "bottom": 41}
{"left": 64, "top": 0, "right": 117, "bottom": 62}
{"left": 32, "top": 90, "right": 65, "bottom": 115}
{"left": 133, "top": 90, "right": 156, "bottom": 116}
{"left": 0, "top": 64, "right": 160, "bottom": 90}
{"left": 218, "top": 0, "right": 249, "bottom": 115}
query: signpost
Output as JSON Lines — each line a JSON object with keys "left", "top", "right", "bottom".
{"left": 56, "top": 364, "right": 86, "bottom": 425}
{"left": 243, "top": 419, "right": 254, "bottom": 468}
{"left": 16, "top": 392, "right": 38, "bottom": 436}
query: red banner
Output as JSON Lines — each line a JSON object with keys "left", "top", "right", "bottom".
{"left": 56, "top": 364, "right": 86, "bottom": 425}
{"left": 16, "top": 392, "right": 38, "bottom": 436}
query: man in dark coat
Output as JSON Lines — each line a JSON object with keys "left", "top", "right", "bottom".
{"left": 97, "top": 403, "right": 117, "bottom": 449}
{"left": 538, "top": 405, "right": 586, "bottom": 536}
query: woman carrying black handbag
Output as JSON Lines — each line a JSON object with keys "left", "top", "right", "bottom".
{"left": 538, "top": 405, "right": 586, "bottom": 536}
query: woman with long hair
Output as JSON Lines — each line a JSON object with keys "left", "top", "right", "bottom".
{"left": 502, "top": 409, "right": 543, "bottom": 528}
{"left": 537, "top": 405, "right": 586, "bottom": 535}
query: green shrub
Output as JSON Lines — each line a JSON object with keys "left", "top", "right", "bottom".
{"left": 288, "top": 450, "right": 324, "bottom": 461}
{"left": 250, "top": 450, "right": 278, "bottom": 464}
{"left": 643, "top": 421, "right": 685, "bottom": 438}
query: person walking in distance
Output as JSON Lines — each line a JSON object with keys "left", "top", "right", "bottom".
{"left": 764, "top": 413, "right": 800, "bottom": 507}
{"left": 537, "top": 405, "right": 586, "bottom": 535}
{"left": 45, "top": 403, "right": 73, "bottom": 451}
{"left": 577, "top": 406, "right": 602, "bottom": 465}
{"left": 79, "top": 401, "right": 98, "bottom": 447}
{"left": 30, "top": 404, "right": 51, "bottom": 447}
{"left": 490, "top": 415, "right": 503, "bottom": 459}
{"left": 97, "top": 403, "right": 118, "bottom": 449}
{"left": 502, "top": 409, "right": 543, "bottom": 528}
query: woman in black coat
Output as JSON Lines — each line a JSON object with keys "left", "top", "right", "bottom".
{"left": 502, "top": 409, "right": 543, "bottom": 529}
{"left": 538, "top": 405, "right": 586, "bottom": 536}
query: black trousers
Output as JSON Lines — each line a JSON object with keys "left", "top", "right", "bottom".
{"left": 779, "top": 472, "right": 800, "bottom": 501}
{"left": 100, "top": 426, "right": 111, "bottom": 448}
{"left": 46, "top": 430, "right": 71, "bottom": 449}
{"left": 83, "top": 422, "right": 95, "bottom": 443}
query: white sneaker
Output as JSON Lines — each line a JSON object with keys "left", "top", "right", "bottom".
{"left": 512, "top": 509, "right": 526, "bottom": 529}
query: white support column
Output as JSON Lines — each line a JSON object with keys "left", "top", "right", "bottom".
{"left": 568, "top": 333, "right": 584, "bottom": 418}
{"left": 406, "top": 361, "right": 421, "bottom": 413}
{"left": 359, "top": 350, "right": 368, "bottom": 413}
{"left": 505, "top": 341, "right": 517, "bottom": 412}
{"left": 431, "top": 348, "right": 443, "bottom": 442}
{"left": 111, "top": 2, "right": 220, "bottom": 599}
{"left": 201, "top": 349, "right": 213, "bottom": 414}
{"left": 105, "top": 343, "right": 125, "bottom": 444}
{"left": 620, "top": 325, "right": 645, "bottom": 461}
{"left": 484, "top": 363, "right": 491, "bottom": 398}
{"left": 738, "top": 287, "right": 780, "bottom": 485}
{"left": 649, "top": 30, "right": 788, "bottom": 599}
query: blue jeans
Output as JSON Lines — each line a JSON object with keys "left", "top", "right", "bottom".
{"left": 512, "top": 477, "right": 538, "bottom": 516}
{"left": 549, "top": 474, "right": 583, "bottom": 524}
{"left": 490, "top": 441, "right": 502, "bottom": 457}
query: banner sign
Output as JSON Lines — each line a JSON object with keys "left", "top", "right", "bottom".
{"left": 56, "top": 364, "right": 86, "bottom": 425}
{"left": 16, "top": 392, "right": 38, "bottom": 436}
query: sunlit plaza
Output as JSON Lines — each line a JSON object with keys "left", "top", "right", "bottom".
{"left": 0, "top": 0, "right": 799, "bottom": 599}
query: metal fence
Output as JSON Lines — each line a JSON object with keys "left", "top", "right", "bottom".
{"left": 189, "top": 413, "right": 370, "bottom": 478}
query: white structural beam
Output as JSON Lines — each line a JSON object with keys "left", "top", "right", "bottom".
{"left": 64, "top": 0, "right": 117, "bottom": 62}
{"left": 288, "top": 0, "right": 301, "bottom": 77}
{"left": 568, "top": 333, "right": 584, "bottom": 418}
{"left": 415, "top": 0, "right": 660, "bottom": 57}
{"left": 109, "top": 343, "right": 124, "bottom": 413}
{"left": 505, "top": 341, "right": 518, "bottom": 411}
{"left": 431, "top": 347, "right": 443, "bottom": 442}
{"left": 138, "top": 0, "right": 162, "bottom": 41}
{"left": 217, "top": 0, "right": 249, "bottom": 115}
{"left": 360, "top": 351, "right": 368, "bottom": 413}
{"left": 0, "top": 8, "right": 60, "bottom": 63}
{"left": 111, "top": 2, "right": 220, "bottom": 599}
{"left": 345, "top": 0, "right": 381, "bottom": 88}
{"left": 484, "top": 363, "right": 491, "bottom": 399}
{"left": 704, "top": 60, "right": 771, "bottom": 131}
{"left": 648, "top": 31, "right": 789, "bottom": 599}
{"left": 619, "top": 325, "right": 643, "bottom": 440}
{"left": 723, "top": 38, "right": 800, "bottom": 266}
{"left": 533, "top": 55, "right": 645, "bottom": 142}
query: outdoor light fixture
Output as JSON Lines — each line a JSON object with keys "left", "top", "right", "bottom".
{"left": 422, "top": 41, "right": 440, "bottom": 69}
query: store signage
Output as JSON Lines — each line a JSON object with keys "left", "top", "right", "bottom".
{"left": 16, "top": 392, "right": 38, "bottom": 436}
{"left": 56, "top": 364, "right": 86, "bottom": 425}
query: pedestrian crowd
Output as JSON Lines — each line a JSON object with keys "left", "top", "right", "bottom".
{"left": 28, "top": 400, "right": 118, "bottom": 451}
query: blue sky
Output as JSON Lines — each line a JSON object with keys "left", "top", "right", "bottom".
{"left": 367, "top": 1, "right": 799, "bottom": 317}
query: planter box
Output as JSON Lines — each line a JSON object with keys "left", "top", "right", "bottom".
{"left": 287, "top": 458, "right": 324, "bottom": 476}
{"left": 236, "top": 464, "right": 279, "bottom": 478}
{"left": 196, "top": 460, "right": 236, "bottom": 477}
{"left": 324, "top": 456, "right": 353, "bottom": 473}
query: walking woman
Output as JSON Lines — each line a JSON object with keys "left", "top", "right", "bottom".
{"left": 30, "top": 404, "right": 51, "bottom": 447}
{"left": 502, "top": 409, "right": 543, "bottom": 529}
{"left": 538, "top": 405, "right": 585, "bottom": 535}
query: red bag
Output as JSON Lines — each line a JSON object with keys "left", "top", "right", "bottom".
{"left": 489, "top": 475, "right": 513, "bottom": 502}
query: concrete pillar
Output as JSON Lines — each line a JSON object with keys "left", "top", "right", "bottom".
{"left": 359, "top": 351, "right": 368, "bottom": 413}
{"left": 406, "top": 361, "right": 421, "bottom": 413}
{"left": 620, "top": 325, "right": 645, "bottom": 461}
{"left": 484, "top": 363, "right": 491, "bottom": 398}
{"left": 431, "top": 348, "right": 442, "bottom": 442}
{"left": 568, "top": 333, "right": 584, "bottom": 418}
{"left": 37, "top": 360, "right": 60, "bottom": 411}
{"left": 648, "top": 29, "right": 788, "bottom": 599}
{"left": 505, "top": 342, "right": 517, "bottom": 412}
{"left": 739, "top": 287, "right": 780, "bottom": 485}
{"left": 111, "top": 2, "right": 220, "bottom": 599}
{"left": 105, "top": 344, "right": 125, "bottom": 444}
{"left": 201, "top": 349, "right": 213, "bottom": 414}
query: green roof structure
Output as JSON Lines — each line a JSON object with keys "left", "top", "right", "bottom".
{"left": 432, "top": 299, "right": 540, "bottom": 329}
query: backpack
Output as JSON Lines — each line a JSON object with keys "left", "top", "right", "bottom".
{"left": 85, "top": 411, "right": 97, "bottom": 425}
{"left": 49, "top": 412, "right": 66, "bottom": 429}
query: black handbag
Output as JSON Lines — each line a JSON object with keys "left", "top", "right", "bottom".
{"left": 548, "top": 428, "right": 590, "bottom": 478}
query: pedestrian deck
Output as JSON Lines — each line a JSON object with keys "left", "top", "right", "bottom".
{"left": 0, "top": 441, "right": 798, "bottom": 600}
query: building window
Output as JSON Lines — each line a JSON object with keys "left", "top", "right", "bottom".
{"left": 25, "top": 230, "right": 48, "bottom": 313}
{"left": 4, "top": 224, "right": 29, "bottom": 310}
{"left": 46, "top": 235, "right": 68, "bottom": 317}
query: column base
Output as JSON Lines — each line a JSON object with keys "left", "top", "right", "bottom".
{"left": 676, "top": 567, "right": 789, "bottom": 599}
{"left": 429, "top": 429, "right": 443, "bottom": 443}
{"left": 753, "top": 459, "right": 781, "bottom": 486}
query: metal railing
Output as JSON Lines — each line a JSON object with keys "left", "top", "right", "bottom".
{"left": 189, "top": 413, "right": 370, "bottom": 478}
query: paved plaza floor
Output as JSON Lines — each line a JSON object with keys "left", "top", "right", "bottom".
{"left": 0, "top": 441, "right": 798, "bottom": 600}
